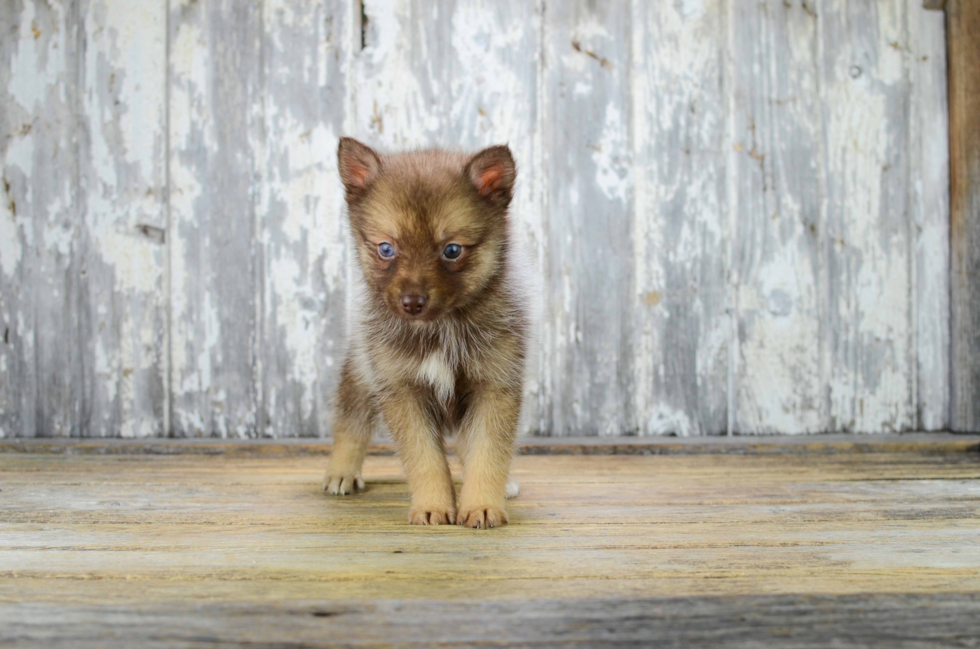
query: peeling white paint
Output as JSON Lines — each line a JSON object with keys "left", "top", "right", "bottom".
{"left": 0, "top": 205, "right": 22, "bottom": 279}
{"left": 0, "top": 0, "right": 952, "bottom": 438}
{"left": 8, "top": 2, "right": 65, "bottom": 111}
{"left": 592, "top": 103, "right": 630, "bottom": 204}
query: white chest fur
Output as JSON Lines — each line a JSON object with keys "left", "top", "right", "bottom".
{"left": 417, "top": 351, "right": 455, "bottom": 401}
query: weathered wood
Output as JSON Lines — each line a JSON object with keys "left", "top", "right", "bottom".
{"left": 729, "top": 1, "right": 825, "bottom": 433}
{"left": 0, "top": 1, "right": 80, "bottom": 438}
{"left": 0, "top": 0, "right": 956, "bottom": 438}
{"left": 908, "top": 0, "right": 950, "bottom": 430}
{"left": 630, "top": 0, "right": 728, "bottom": 435}
{"left": 258, "top": 0, "right": 351, "bottom": 437}
{"left": 168, "top": 0, "right": 263, "bottom": 437}
{"left": 1, "top": 593, "right": 978, "bottom": 649}
{"left": 78, "top": 0, "right": 169, "bottom": 437}
{"left": 822, "top": 0, "right": 915, "bottom": 432}
{"left": 948, "top": 0, "right": 980, "bottom": 432}
{"left": 0, "top": 449, "right": 979, "bottom": 647}
{"left": 542, "top": 1, "right": 633, "bottom": 435}
{"left": 0, "top": 0, "right": 40, "bottom": 438}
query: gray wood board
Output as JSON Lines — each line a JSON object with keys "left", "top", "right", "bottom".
{"left": 1, "top": 0, "right": 80, "bottom": 438}
{"left": 541, "top": 1, "right": 634, "bottom": 435}
{"left": 909, "top": 0, "right": 950, "bottom": 431}
{"left": 949, "top": 0, "right": 980, "bottom": 432}
{"left": 0, "top": 0, "right": 954, "bottom": 437}
{"left": 1, "top": 593, "right": 978, "bottom": 648}
{"left": 631, "top": 0, "right": 729, "bottom": 436}
{"left": 257, "top": 0, "right": 350, "bottom": 438}
{"left": 729, "top": 1, "right": 826, "bottom": 433}
{"left": 79, "top": 0, "right": 169, "bottom": 437}
{"left": 168, "top": 0, "right": 263, "bottom": 437}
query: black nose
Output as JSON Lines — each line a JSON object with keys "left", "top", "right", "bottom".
{"left": 400, "top": 294, "right": 428, "bottom": 315}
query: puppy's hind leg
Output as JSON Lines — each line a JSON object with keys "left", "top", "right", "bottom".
{"left": 324, "top": 359, "right": 375, "bottom": 495}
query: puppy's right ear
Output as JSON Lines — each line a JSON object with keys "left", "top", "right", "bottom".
{"left": 337, "top": 137, "right": 381, "bottom": 201}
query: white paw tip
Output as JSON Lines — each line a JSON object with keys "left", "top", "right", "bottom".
{"left": 504, "top": 478, "right": 520, "bottom": 500}
{"left": 324, "top": 475, "right": 363, "bottom": 495}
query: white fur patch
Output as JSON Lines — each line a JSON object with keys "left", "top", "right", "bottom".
{"left": 418, "top": 351, "right": 455, "bottom": 401}
{"left": 504, "top": 478, "right": 520, "bottom": 500}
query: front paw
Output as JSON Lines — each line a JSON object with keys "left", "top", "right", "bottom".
{"left": 323, "top": 472, "right": 365, "bottom": 495}
{"left": 456, "top": 502, "right": 508, "bottom": 529}
{"left": 408, "top": 503, "right": 456, "bottom": 525}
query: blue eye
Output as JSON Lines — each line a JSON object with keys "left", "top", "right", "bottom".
{"left": 443, "top": 243, "right": 462, "bottom": 260}
{"left": 378, "top": 242, "right": 395, "bottom": 259}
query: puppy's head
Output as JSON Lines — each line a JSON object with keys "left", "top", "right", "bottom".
{"left": 337, "top": 137, "right": 516, "bottom": 322}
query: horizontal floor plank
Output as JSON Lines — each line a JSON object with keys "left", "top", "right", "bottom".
{"left": 1, "top": 446, "right": 978, "bottom": 646}
{"left": 2, "top": 594, "right": 979, "bottom": 649}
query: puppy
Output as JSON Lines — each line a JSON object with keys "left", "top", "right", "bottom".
{"left": 323, "top": 137, "right": 529, "bottom": 529}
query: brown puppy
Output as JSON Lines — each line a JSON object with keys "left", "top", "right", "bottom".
{"left": 323, "top": 138, "right": 529, "bottom": 529}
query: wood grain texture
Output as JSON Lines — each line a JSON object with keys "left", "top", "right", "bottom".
{"left": 822, "top": 0, "right": 915, "bottom": 433}
{"left": 0, "top": 448, "right": 978, "bottom": 646}
{"left": 0, "top": 0, "right": 41, "bottom": 439}
{"left": 0, "top": 0, "right": 955, "bottom": 438}
{"left": 1, "top": 0, "right": 80, "bottom": 438}
{"left": 729, "top": 1, "right": 825, "bottom": 433}
{"left": 2, "top": 594, "right": 979, "bottom": 648}
{"left": 79, "top": 0, "right": 169, "bottom": 437}
{"left": 168, "top": 0, "right": 263, "bottom": 437}
{"left": 630, "top": 0, "right": 728, "bottom": 435}
{"left": 258, "top": 0, "right": 350, "bottom": 437}
{"left": 948, "top": 0, "right": 980, "bottom": 432}
{"left": 909, "top": 0, "right": 950, "bottom": 432}
{"left": 542, "top": 1, "right": 633, "bottom": 436}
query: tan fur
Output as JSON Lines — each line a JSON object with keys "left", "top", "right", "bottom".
{"left": 324, "top": 138, "right": 529, "bottom": 529}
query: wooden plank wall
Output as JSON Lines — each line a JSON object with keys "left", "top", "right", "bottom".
{"left": 0, "top": 0, "right": 953, "bottom": 438}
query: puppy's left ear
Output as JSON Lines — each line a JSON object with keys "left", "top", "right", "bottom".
{"left": 465, "top": 145, "right": 516, "bottom": 209}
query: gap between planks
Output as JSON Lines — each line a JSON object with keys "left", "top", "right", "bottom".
{"left": 0, "top": 434, "right": 977, "bottom": 457}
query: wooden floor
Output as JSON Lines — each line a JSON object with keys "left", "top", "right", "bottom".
{"left": 1, "top": 437, "right": 979, "bottom": 647}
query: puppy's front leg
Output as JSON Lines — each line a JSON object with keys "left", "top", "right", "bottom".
{"left": 324, "top": 359, "right": 374, "bottom": 495}
{"left": 456, "top": 387, "right": 520, "bottom": 529}
{"left": 381, "top": 386, "right": 456, "bottom": 525}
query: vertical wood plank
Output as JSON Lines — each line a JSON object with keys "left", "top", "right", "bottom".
{"left": 0, "top": 0, "right": 80, "bottom": 437}
{"left": 259, "top": 0, "right": 350, "bottom": 437}
{"left": 948, "top": 0, "right": 980, "bottom": 432}
{"left": 78, "top": 0, "right": 168, "bottom": 437}
{"left": 0, "top": 0, "right": 36, "bottom": 437}
{"left": 541, "top": 1, "right": 632, "bottom": 436}
{"left": 169, "top": 0, "right": 262, "bottom": 437}
{"left": 821, "top": 0, "right": 914, "bottom": 432}
{"left": 352, "top": 0, "right": 542, "bottom": 433}
{"left": 729, "top": 1, "right": 825, "bottom": 433}
{"left": 908, "top": 0, "right": 949, "bottom": 431}
{"left": 630, "top": 0, "right": 728, "bottom": 435}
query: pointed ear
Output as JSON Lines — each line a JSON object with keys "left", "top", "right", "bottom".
{"left": 337, "top": 137, "right": 381, "bottom": 200}
{"left": 465, "top": 145, "right": 516, "bottom": 208}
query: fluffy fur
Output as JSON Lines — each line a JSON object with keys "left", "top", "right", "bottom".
{"left": 323, "top": 137, "right": 529, "bottom": 529}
